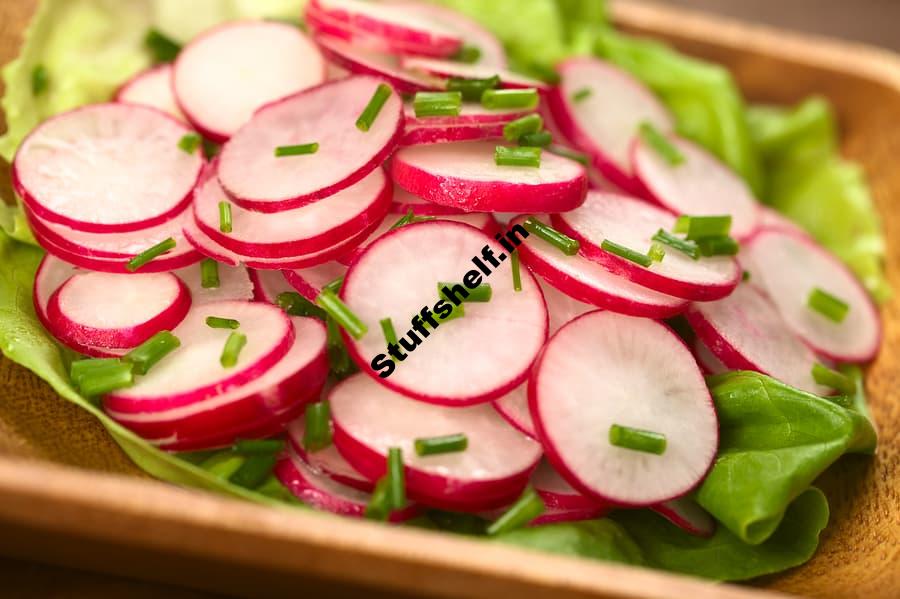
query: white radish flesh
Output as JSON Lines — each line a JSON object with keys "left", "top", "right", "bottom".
{"left": 535, "top": 276, "right": 605, "bottom": 335}
{"left": 176, "top": 263, "right": 255, "bottom": 304}
{"left": 283, "top": 262, "right": 347, "bottom": 302}
{"left": 532, "top": 459, "right": 607, "bottom": 511}
{"left": 390, "top": 187, "right": 466, "bottom": 216}
{"left": 651, "top": 496, "right": 716, "bottom": 537}
{"left": 116, "top": 64, "right": 186, "bottom": 122}
{"left": 250, "top": 269, "right": 296, "bottom": 304}
{"left": 491, "top": 384, "right": 535, "bottom": 438}
{"left": 401, "top": 57, "right": 548, "bottom": 91}
{"left": 287, "top": 417, "right": 373, "bottom": 491}
{"left": 692, "top": 337, "right": 728, "bottom": 376}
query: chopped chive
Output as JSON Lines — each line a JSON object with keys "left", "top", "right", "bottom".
{"left": 220, "top": 332, "right": 247, "bottom": 368}
{"left": 742, "top": 270, "right": 751, "bottom": 282}
{"left": 413, "top": 91, "right": 462, "bottom": 117}
{"left": 648, "top": 242, "right": 666, "bottom": 263}
{"left": 144, "top": 28, "right": 181, "bottom": 63}
{"left": 481, "top": 88, "right": 539, "bottom": 110}
{"left": 275, "top": 142, "right": 319, "bottom": 157}
{"left": 380, "top": 317, "right": 398, "bottom": 347}
{"left": 177, "top": 133, "right": 201, "bottom": 155}
{"left": 70, "top": 358, "right": 122, "bottom": 386}
{"left": 572, "top": 87, "right": 592, "bottom": 102}
{"left": 486, "top": 487, "right": 545, "bottom": 536}
{"left": 387, "top": 447, "right": 406, "bottom": 510}
{"left": 608, "top": 424, "right": 667, "bottom": 455}
{"left": 323, "top": 277, "right": 344, "bottom": 294}
{"left": 218, "top": 201, "right": 232, "bottom": 233}
{"left": 638, "top": 121, "right": 684, "bottom": 166}
{"left": 206, "top": 316, "right": 240, "bottom": 329}
{"left": 601, "top": 240, "right": 653, "bottom": 268}
{"left": 443, "top": 302, "right": 466, "bottom": 323}
{"left": 495, "top": 145, "right": 541, "bottom": 167}
{"left": 518, "top": 131, "right": 552, "bottom": 148}
{"left": 510, "top": 250, "right": 523, "bottom": 292}
{"left": 697, "top": 236, "right": 739, "bottom": 257}
{"left": 31, "top": 65, "right": 49, "bottom": 96}
{"left": 674, "top": 215, "right": 732, "bottom": 240}
{"left": 438, "top": 282, "right": 492, "bottom": 302}
{"left": 414, "top": 433, "right": 468, "bottom": 456}
{"left": 502, "top": 113, "right": 543, "bottom": 142}
{"left": 365, "top": 478, "right": 391, "bottom": 521}
{"left": 452, "top": 44, "right": 481, "bottom": 64}
{"left": 276, "top": 291, "right": 327, "bottom": 319}
{"left": 325, "top": 317, "right": 357, "bottom": 378}
{"left": 303, "top": 400, "right": 332, "bottom": 452}
{"left": 126, "top": 238, "right": 176, "bottom": 272}
{"left": 389, "top": 209, "right": 434, "bottom": 230}
{"left": 547, "top": 144, "right": 589, "bottom": 165}
{"left": 807, "top": 287, "right": 850, "bottom": 323}
{"left": 203, "top": 138, "right": 221, "bottom": 159}
{"left": 199, "top": 452, "right": 244, "bottom": 479}
{"left": 200, "top": 258, "right": 220, "bottom": 288}
{"left": 651, "top": 229, "right": 699, "bottom": 260}
{"left": 356, "top": 83, "right": 393, "bottom": 132}
{"left": 229, "top": 453, "right": 278, "bottom": 489}
{"left": 446, "top": 75, "right": 499, "bottom": 101}
{"left": 523, "top": 216, "right": 579, "bottom": 256}
{"left": 124, "top": 331, "right": 180, "bottom": 375}
{"left": 234, "top": 438, "right": 285, "bottom": 455}
{"left": 316, "top": 289, "right": 367, "bottom": 340}
{"left": 75, "top": 361, "right": 134, "bottom": 397}
{"left": 811, "top": 363, "right": 856, "bottom": 395}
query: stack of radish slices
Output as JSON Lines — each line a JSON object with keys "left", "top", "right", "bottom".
{"left": 19, "top": 0, "right": 880, "bottom": 533}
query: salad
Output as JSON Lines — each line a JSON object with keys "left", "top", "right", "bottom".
{"left": 0, "top": 0, "right": 887, "bottom": 585}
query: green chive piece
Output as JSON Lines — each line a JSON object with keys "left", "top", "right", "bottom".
{"left": 601, "top": 240, "right": 653, "bottom": 268}
{"left": 200, "top": 258, "right": 220, "bottom": 288}
{"left": 446, "top": 75, "right": 499, "bottom": 101}
{"left": 414, "top": 433, "right": 468, "bottom": 456}
{"left": 365, "top": 478, "right": 391, "bottom": 521}
{"left": 234, "top": 438, "right": 285, "bottom": 455}
{"left": 811, "top": 363, "right": 856, "bottom": 395}
{"left": 229, "top": 453, "right": 278, "bottom": 489}
{"left": 452, "top": 44, "right": 482, "bottom": 64}
{"left": 275, "top": 142, "right": 319, "bottom": 157}
{"left": 674, "top": 215, "right": 733, "bottom": 240}
{"left": 218, "top": 201, "right": 232, "bottom": 233}
{"left": 742, "top": 270, "right": 751, "bottom": 282}
{"left": 547, "top": 144, "right": 589, "bottom": 165}
{"left": 323, "top": 277, "right": 344, "bottom": 294}
{"left": 389, "top": 209, "right": 434, "bottom": 230}
{"left": 316, "top": 288, "right": 368, "bottom": 340}
{"left": 495, "top": 145, "right": 541, "bottom": 167}
{"left": 31, "top": 65, "right": 49, "bottom": 96}
{"left": 648, "top": 242, "right": 666, "bottom": 263}
{"left": 74, "top": 360, "right": 134, "bottom": 397}
{"left": 502, "top": 113, "right": 543, "bottom": 142}
{"left": 518, "top": 131, "right": 552, "bottom": 148}
{"left": 276, "top": 291, "right": 326, "bottom": 319}
{"left": 356, "top": 83, "right": 393, "bottom": 132}
{"left": 126, "top": 238, "right": 176, "bottom": 272}
{"left": 638, "top": 121, "right": 684, "bottom": 166}
{"left": 124, "top": 331, "right": 180, "bottom": 375}
{"left": 807, "top": 287, "right": 850, "bottom": 323}
{"left": 481, "top": 88, "right": 539, "bottom": 110}
{"left": 325, "top": 317, "right": 357, "bottom": 379}
{"left": 203, "top": 139, "right": 221, "bottom": 159}
{"left": 608, "top": 424, "right": 667, "bottom": 455}
{"left": 70, "top": 358, "right": 122, "bottom": 386}
{"left": 486, "top": 487, "right": 545, "bottom": 536}
{"left": 380, "top": 317, "right": 398, "bottom": 347}
{"left": 304, "top": 400, "right": 332, "bottom": 452}
{"left": 206, "top": 316, "right": 240, "bottom": 329}
{"left": 651, "top": 229, "right": 699, "bottom": 260}
{"left": 572, "top": 87, "right": 592, "bottom": 102}
{"left": 511, "top": 250, "right": 522, "bottom": 292}
{"left": 220, "top": 332, "right": 247, "bottom": 368}
{"left": 199, "top": 452, "right": 245, "bottom": 479}
{"left": 523, "top": 216, "right": 579, "bottom": 256}
{"left": 144, "top": 28, "right": 181, "bottom": 63}
{"left": 443, "top": 302, "right": 466, "bottom": 323}
{"left": 697, "top": 236, "right": 740, "bottom": 257}
{"left": 438, "top": 282, "right": 492, "bottom": 303}
{"left": 414, "top": 91, "right": 463, "bottom": 117}
{"left": 387, "top": 447, "right": 406, "bottom": 510}
{"left": 177, "top": 133, "right": 201, "bottom": 154}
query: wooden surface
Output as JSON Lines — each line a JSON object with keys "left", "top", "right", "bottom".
{"left": 0, "top": 1, "right": 899, "bottom": 598}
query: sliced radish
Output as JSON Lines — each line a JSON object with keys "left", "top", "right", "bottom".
{"left": 195, "top": 166, "right": 390, "bottom": 258}
{"left": 692, "top": 337, "right": 728, "bottom": 375}
{"left": 116, "top": 64, "right": 186, "bottom": 122}
{"left": 532, "top": 459, "right": 607, "bottom": 511}
{"left": 13, "top": 103, "right": 204, "bottom": 233}
{"left": 287, "top": 417, "right": 373, "bottom": 492}
{"left": 553, "top": 192, "right": 740, "bottom": 301}
{"left": 283, "top": 262, "right": 347, "bottom": 302}
{"left": 330, "top": 373, "right": 542, "bottom": 510}
{"left": 530, "top": 507, "right": 608, "bottom": 526}
{"left": 306, "top": 3, "right": 440, "bottom": 57}
{"left": 758, "top": 206, "right": 811, "bottom": 239}
{"left": 632, "top": 135, "right": 761, "bottom": 240}
{"left": 391, "top": 140, "right": 587, "bottom": 213}
{"left": 402, "top": 102, "right": 528, "bottom": 146}
{"left": 686, "top": 283, "right": 829, "bottom": 394}
{"left": 173, "top": 21, "right": 325, "bottom": 142}
{"left": 512, "top": 215, "right": 687, "bottom": 318}
{"left": 744, "top": 230, "right": 881, "bottom": 362}
{"left": 217, "top": 76, "right": 403, "bottom": 212}
{"left": 390, "top": 187, "right": 466, "bottom": 216}
{"left": 341, "top": 221, "right": 547, "bottom": 404}
{"left": 250, "top": 269, "right": 297, "bottom": 304}
{"left": 491, "top": 384, "right": 535, "bottom": 438}
{"left": 535, "top": 277, "right": 604, "bottom": 335}
{"left": 176, "top": 263, "right": 255, "bottom": 304}
{"left": 401, "top": 57, "right": 549, "bottom": 91}
{"left": 548, "top": 58, "right": 673, "bottom": 193}
{"left": 531, "top": 311, "right": 718, "bottom": 506}
{"left": 105, "top": 300, "right": 294, "bottom": 413}
{"left": 651, "top": 496, "right": 716, "bottom": 537}
{"left": 403, "top": 101, "right": 529, "bottom": 129}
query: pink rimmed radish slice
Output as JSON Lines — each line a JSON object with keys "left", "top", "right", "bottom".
{"left": 283, "top": 262, "right": 347, "bottom": 302}
{"left": 758, "top": 206, "right": 811, "bottom": 239}
{"left": 13, "top": 103, "right": 204, "bottom": 234}
{"left": 651, "top": 496, "right": 716, "bottom": 537}
{"left": 686, "top": 283, "right": 829, "bottom": 395}
{"left": 330, "top": 373, "right": 542, "bottom": 510}
{"left": 402, "top": 102, "right": 529, "bottom": 146}
{"left": 340, "top": 221, "right": 548, "bottom": 404}
{"left": 217, "top": 75, "right": 403, "bottom": 212}
{"left": 512, "top": 215, "right": 687, "bottom": 318}
{"left": 536, "top": 277, "right": 602, "bottom": 334}
{"left": 553, "top": 192, "right": 740, "bottom": 301}
{"left": 105, "top": 300, "right": 293, "bottom": 413}
{"left": 116, "top": 64, "right": 185, "bottom": 122}
{"left": 530, "top": 507, "right": 608, "bottom": 526}
{"left": 548, "top": 57, "right": 673, "bottom": 194}
{"left": 176, "top": 263, "right": 254, "bottom": 304}
{"left": 250, "top": 269, "right": 298, "bottom": 304}
{"left": 401, "top": 57, "right": 549, "bottom": 91}
{"left": 532, "top": 459, "right": 607, "bottom": 511}
{"left": 530, "top": 311, "right": 718, "bottom": 506}
{"left": 173, "top": 21, "right": 325, "bottom": 142}
{"left": 391, "top": 140, "right": 587, "bottom": 213}
{"left": 195, "top": 167, "right": 391, "bottom": 258}
{"left": 744, "top": 230, "right": 881, "bottom": 362}
{"left": 632, "top": 135, "right": 761, "bottom": 240}
{"left": 306, "top": 3, "right": 441, "bottom": 58}
{"left": 107, "top": 317, "right": 328, "bottom": 450}
{"left": 390, "top": 187, "right": 466, "bottom": 216}
{"left": 492, "top": 384, "right": 534, "bottom": 438}
{"left": 287, "top": 417, "right": 373, "bottom": 492}
{"left": 693, "top": 337, "right": 728, "bottom": 375}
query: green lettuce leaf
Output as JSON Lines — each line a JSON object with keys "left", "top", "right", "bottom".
{"left": 697, "top": 371, "right": 876, "bottom": 545}
{"left": 494, "top": 519, "right": 646, "bottom": 566}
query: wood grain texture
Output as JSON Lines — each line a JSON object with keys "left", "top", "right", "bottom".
{"left": 0, "top": 0, "right": 897, "bottom": 597}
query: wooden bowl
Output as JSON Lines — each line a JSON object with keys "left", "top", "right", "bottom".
{"left": 0, "top": 1, "right": 897, "bottom": 597}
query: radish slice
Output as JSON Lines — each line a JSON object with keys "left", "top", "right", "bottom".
{"left": 391, "top": 140, "right": 587, "bottom": 213}
{"left": 536, "top": 276, "right": 605, "bottom": 334}
{"left": 13, "top": 103, "right": 204, "bottom": 234}
{"left": 401, "top": 57, "right": 549, "bottom": 91}
{"left": 686, "top": 283, "right": 829, "bottom": 395}
{"left": 744, "top": 230, "right": 881, "bottom": 362}
{"left": 173, "top": 21, "right": 325, "bottom": 142}
{"left": 176, "top": 263, "right": 254, "bottom": 304}
{"left": 513, "top": 215, "right": 687, "bottom": 318}
{"left": 330, "top": 373, "right": 542, "bottom": 510}
{"left": 553, "top": 192, "right": 740, "bottom": 301}
{"left": 491, "top": 384, "right": 535, "bottom": 438}
{"left": 530, "top": 507, "right": 608, "bottom": 526}
{"left": 341, "top": 221, "right": 548, "bottom": 404}
{"left": 402, "top": 103, "right": 528, "bottom": 146}
{"left": 283, "top": 262, "right": 347, "bottom": 302}
{"left": 116, "top": 64, "right": 186, "bottom": 122}
{"left": 390, "top": 187, "right": 466, "bottom": 216}
{"left": 404, "top": 103, "right": 529, "bottom": 128}
{"left": 692, "top": 337, "right": 728, "bottom": 375}
{"left": 548, "top": 58, "right": 673, "bottom": 193}
{"left": 250, "top": 269, "right": 298, "bottom": 304}
{"left": 758, "top": 206, "right": 811, "bottom": 239}
{"left": 651, "top": 496, "right": 716, "bottom": 537}
{"left": 217, "top": 76, "right": 403, "bottom": 212}
{"left": 531, "top": 311, "right": 718, "bottom": 506}
{"left": 532, "top": 460, "right": 606, "bottom": 511}
{"left": 195, "top": 167, "right": 391, "bottom": 258}
{"left": 105, "top": 301, "right": 294, "bottom": 413}
{"left": 287, "top": 417, "right": 373, "bottom": 492}
{"left": 632, "top": 135, "right": 761, "bottom": 240}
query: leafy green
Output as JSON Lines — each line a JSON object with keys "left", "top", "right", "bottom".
{"left": 698, "top": 372, "right": 876, "bottom": 545}
{"left": 494, "top": 519, "right": 646, "bottom": 566}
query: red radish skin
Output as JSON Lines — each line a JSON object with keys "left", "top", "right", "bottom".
{"left": 693, "top": 337, "right": 728, "bottom": 376}
{"left": 177, "top": 263, "right": 254, "bottom": 304}
{"left": 250, "top": 269, "right": 300, "bottom": 304}
{"left": 116, "top": 64, "right": 186, "bottom": 122}
{"left": 340, "top": 221, "right": 548, "bottom": 405}
{"left": 173, "top": 21, "right": 325, "bottom": 142}
{"left": 491, "top": 384, "right": 535, "bottom": 438}
{"left": 532, "top": 460, "right": 608, "bottom": 511}
{"left": 529, "top": 507, "right": 608, "bottom": 526}
{"left": 283, "top": 262, "right": 347, "bottom": 302}
{"left": 400, "top": 57, "right": 549, "bottom": 91}
{"left": 745, "top": 230, "right": 881, "bottom": 362}
{"left": 217, "top": 76, "right": 403, "bottom": 212}
{"left": 402, "top": 102, "right": 529, "bottom": 145}
{"left": 530, "top": 311, "right": 718, "bottom": 506}
{"left": 632, "top": 135, "right": 761, "bottom": 240}
{"left": 330, "top": 374, "right": 542, "bottom": 511}
{"left": 390, "top": 187, "right": 466, "bottom": 216}
{"left": 651, "top": 496, "right": 716, "bottom": 538}
{"left": 402, "top": 122, "right": 508, "bottom": 146}
{"left": 287, "top": 417, "right": 374, "bottom": 492}
{"left": 13, "top": 103, "right": 204, "bottom": 234}
{"left": 553, "top": 192, "right": 741, "bottom": 301}
{"left": 391, "top": 141, "right": 588, "bottom": 213}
